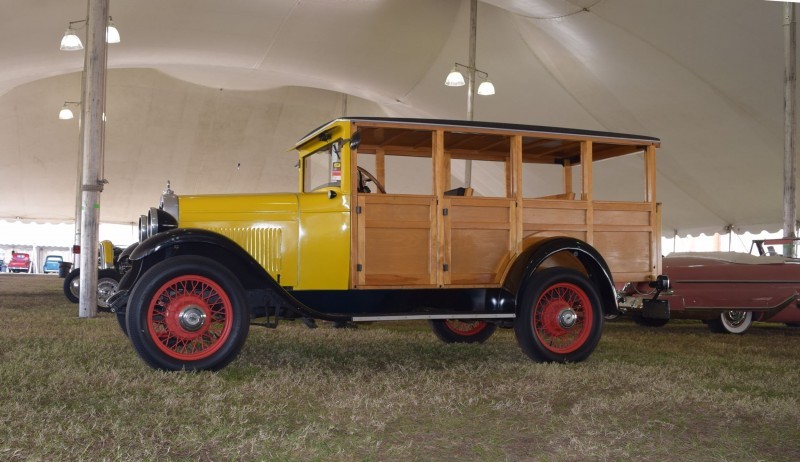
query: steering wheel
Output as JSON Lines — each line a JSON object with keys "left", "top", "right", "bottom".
{"left": 357, "top": 166, "right": 386, "bottom": 194}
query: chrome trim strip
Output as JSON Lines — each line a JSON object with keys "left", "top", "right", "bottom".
{"left": 675, "top": 280, "right": 800, "bottom": 284}
{"left": 351, "top": 313, "right": 515, "bottom": 322}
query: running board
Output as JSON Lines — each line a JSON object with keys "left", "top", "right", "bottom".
{"left": 351, "top": 313, "right": 516, "bottom": 322}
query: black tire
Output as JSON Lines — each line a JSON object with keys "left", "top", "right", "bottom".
{"left": 514, "top": 268, "right": 603, "bottom": 363}
{"left": 63, "top": 268, "right": 80, "bottom": 303}
{"left": 96, "top": 269, "right": 121, "bottom": 313}
{"left": 62, "top": 268, "right": 121, "bottom": 312}
{"left": 429, "top": 319, "right": 497, "bottom": 343}
{"left": 116, "top": 310, "right": 129, "bottom": 337}
{"left": 126, "top": 256, "right": 250, "bottom": 371}
{"left": 632, "top": 313, "right": 669, "bottom": 328}
{"left": 708, "top": 311, "right": 752, "bottom": 334}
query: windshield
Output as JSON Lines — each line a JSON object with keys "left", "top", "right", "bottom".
{"left": 303, "top": 141, "right": 342, "bottom": 192}
{"left": 752, "top": 239, "right": 800, "bottom": 258}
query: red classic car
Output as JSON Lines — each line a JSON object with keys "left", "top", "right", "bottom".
{"left": 619, "top": 238, "right": 800, "bottom": 334}
{"left": 8, "top": 252, "right": 32, "bottom": 273}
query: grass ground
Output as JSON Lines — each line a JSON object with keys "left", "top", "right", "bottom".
{"left": 1, "top": 273, "right": 799, "bottom": 461}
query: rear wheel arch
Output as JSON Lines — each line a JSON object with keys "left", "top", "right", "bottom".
{"left": 504, "top": 237, "right": 618, "bottom": 317}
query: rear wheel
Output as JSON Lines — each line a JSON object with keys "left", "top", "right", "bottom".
{"left": 514, "top": 268, "right": 603, "bottom": 363}
{"left": 429, "top": 319, "right": 497, "bottom": 343}
{"left": 96, "top": 269, "right": 121, "bottom": 313}
{"left": 62, "top": 268, "right": 121, "bottom": 311}
{"left": 63, "top": 269, "right": 80, "bottom": 303}
{"left": 126, "top": 256, "right": 250, "bottom": 371}
{"left": 708, "top": 311, "right": 752, "bottom": 334}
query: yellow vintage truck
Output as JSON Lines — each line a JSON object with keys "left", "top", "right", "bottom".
{"left": 111, "top": 117, "right": 663, "bottom": 371}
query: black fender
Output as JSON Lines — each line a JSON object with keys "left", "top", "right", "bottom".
{"left": 503, "top": 237, "right": 618, "bottom": 316}
{"left": 115, "top": 242, "right": 138, "bottom": 274}
{"left": 115, "top": 228, "right": 349, "bottom": 321}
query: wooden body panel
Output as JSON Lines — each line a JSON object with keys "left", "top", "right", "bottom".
{"left": 521, "top": 199, "right": 658, "bottom": 282}
{"left": 445, "top": 197, "right": 514, "bottom": 285}
{"left": 356, "top": 195, "right": 437, "bottom": 287}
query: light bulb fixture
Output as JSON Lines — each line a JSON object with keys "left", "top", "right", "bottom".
{"left": 59, "top": 101, "right": 81, "bottom": 120}
{"left": 106, "top": 17, "right": 120, "bottom": 43}
{"left": 60, "top": 27, "right": 83, "bottom": 51}
{"left": 59, "top": 17, "right": 121, "bottom": 51}
{"left": 445, "top": 67, "right": 466, "bottom": 87}
{"left": 445, "top": 62, "right": 496, "bottom": 96}
{"left": 59, "top": 106, "right": 74, "bottom": 120}
{"left": 477, "top": 80, "right": 495, "bottom": 96}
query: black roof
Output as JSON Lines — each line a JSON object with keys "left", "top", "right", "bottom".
{"left": 296, "top": 117, "right": 660, "bottom": 148}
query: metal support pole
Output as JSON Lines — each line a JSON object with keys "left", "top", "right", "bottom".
{"left": 78, "top": 0, "right": 109, "bottom": 318}
{"left": 464, "top": 0, "right": 477, "bottom": 187}
{"left": 784, "top": 2, "right": 797, "bottom": 257}
{"left": 73, "top": 75, "right": 85, "bottom": 269}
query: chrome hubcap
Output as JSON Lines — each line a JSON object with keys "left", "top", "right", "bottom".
{"left": 558, "top": 308, "right": 578, "bottom": 329}
{"left": 179, "top": 305, "right": 207, "bottom": 332}
{"left": 725, "top": 311, "right": 747, "bottom": 326}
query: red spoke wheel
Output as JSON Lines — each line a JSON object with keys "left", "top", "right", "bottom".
{"left": 429, "top": 319, "right": 497, "bottom": 343}
{"left": 127, "top": 256, "right": 249, "bottom": 371}
{"left": 515, "top": 268, "right": 603, "bottom": 363}
{"left": 532, "top": 282, "right": 593, "bottom": 354}
{"left": 147, "top": 275, "right": 232, "bottom": 360}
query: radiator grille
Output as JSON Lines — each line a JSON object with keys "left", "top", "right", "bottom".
{"left": 209, "top": 227, "right": 282, "bottom": 273}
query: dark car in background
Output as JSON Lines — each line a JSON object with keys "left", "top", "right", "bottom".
{"left": 42, "top": 255, "right": 63, "bottom": 274}
{"left": 619, "top": 238, "right": 800, "bottom": 334}
{"left": 8, "top": 252, "right": 32, "bottom": 273}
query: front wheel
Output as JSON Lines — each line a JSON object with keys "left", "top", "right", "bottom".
{"left": 708, "top": 311, "right": 752, "bottom": 334}
{"left": 515, "top": 268, "right": 603, "bottom": 363}
{"left": 429, "top": 319, "right": 497, "bottom": 343}
{"left": 126, "top": 256, "right": 250, "bottom": 371}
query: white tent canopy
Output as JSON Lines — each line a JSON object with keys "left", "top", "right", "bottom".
{"left": 0, "top": 0, "right": 793, "bottom": 238}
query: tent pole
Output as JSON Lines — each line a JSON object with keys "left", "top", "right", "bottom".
{"left": 783, "top": 2, "right": 797, "bottom": 257}
{"left": 78, "top": 0, "right": 109, "bottom": 318}
{"left": 464, "top": 0, "right": 477, "bottom": 187}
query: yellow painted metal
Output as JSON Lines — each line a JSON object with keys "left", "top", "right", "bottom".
{"left": 99, "top": 240, "right": 115, "bottom": 269}
{"left": 176, "top": 120, "right": 354, "bottom": 290}
{"left": 298, "top": 192, "right": 351, "bottom": 289}
{"left": 179, "top": 193, "right": 300, "bottom": 287}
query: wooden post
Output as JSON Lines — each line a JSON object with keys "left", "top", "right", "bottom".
{"left": 580, "top": 141, "right": 592, "bottom": 201}
{"left": 563, "top": 160, "right": 573, "bottom": 196}
{"left": 375, "top": 148, "right": 385, "bottom": 187}
{"left": 581, "top": 141, "right": 593, "bottom": 244}
{"left": 434, "top": 130, "right": 446, "bottom": 286}
{"left": 512, "top": 135, "right": 523, "bottom": 253}
{"left": 645, "top": 145, "right": 657, "bottom": 203}
{"left": 78, "top": 0, "right": 109, "bottom": 318}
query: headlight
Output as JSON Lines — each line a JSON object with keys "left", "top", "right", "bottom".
{"left": 138, "top": 215, "right": 148, "bottom": 242}
{"left": 146, "top": 207, "right": 178, "bottom": 239}
{"left": 139, "top": 208, "right": 178, "bottom": 241}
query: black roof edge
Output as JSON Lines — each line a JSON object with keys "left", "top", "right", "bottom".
{"left": 295, "top": 117, "right": 660, "bottom": 148}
